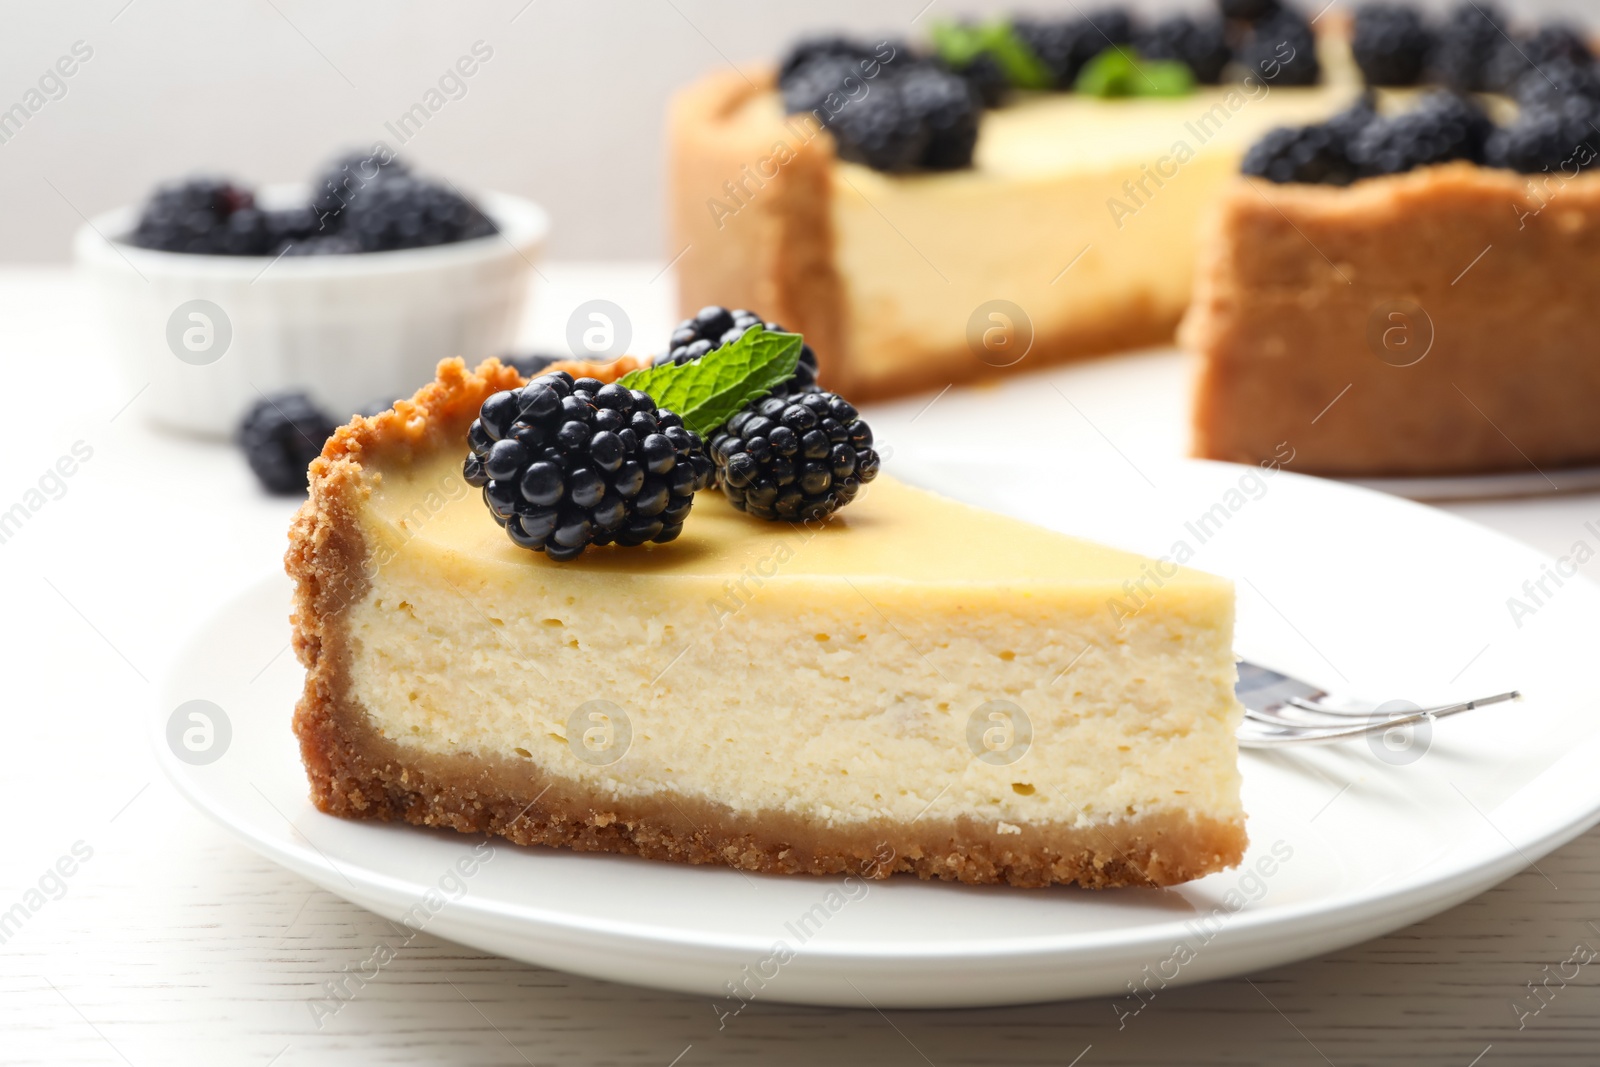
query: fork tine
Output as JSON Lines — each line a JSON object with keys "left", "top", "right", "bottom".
{"left": 1237, "top": 690, "right": 1522, "bottom": 749}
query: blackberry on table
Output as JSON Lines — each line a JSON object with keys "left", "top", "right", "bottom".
{"left": 1349, "top": 91, "right": 1491, "bottom": 176}
{"left": 1242, "top": 103, "right": 1373, "bottom": 186}
{"left": 1235, "top": 8, "right": 1320, "bottom": 86}
{"left": 1013, "top": 9, "right": 1135, "bottom": 90}
{"left": 127, "top": 178, "right": 255, "bottom": 254}
{"left": 656, "top": 305, "right": 820, "bottom": 392}
{"left": 1429, "top": 2, "right": 1507, "bottom": 93}
{"left": 710, "top": 391, "right": 880, "bottom": 522}
{"left": 1135, "top": 14, "right": 1231, "bottom": 85}
{"left": 464, "top": 371, "right": 712, "bottom": 561}
{"left": 238, "top": 391, "right": 337, "bottom": 495}
{"left": 1351, "top": 4, "right": 1433, "bottom": 86}
{"left": 1486, "top": 96, "right": 1600, "bottom": 173}
{"left": 342, "top": 177, "right": 497, "bottom": 252}
{"left": 310, "top": 148, "right": 410, "bottom": 224}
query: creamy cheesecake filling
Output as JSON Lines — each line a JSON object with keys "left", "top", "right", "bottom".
{"left": 720, "top": 42, "right": 1361, "bottom": 389}
{"left": 343, "top": 452, "right": 1244, "bottom": 832}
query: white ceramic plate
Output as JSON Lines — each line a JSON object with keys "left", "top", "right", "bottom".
{"left": 864, "top": 349, "right": 1600, "bottom": 503}
{"left": 154, "top": 457, "right": 1600, "bottom": 1008}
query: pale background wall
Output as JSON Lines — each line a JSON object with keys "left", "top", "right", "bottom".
{"left": 2, "top": 0, "right": 1588, "bottom": 262}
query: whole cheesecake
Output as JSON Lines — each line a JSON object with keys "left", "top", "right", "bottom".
{"left": 1187, "top": 163, "right": 1600, "bottom": 475}
{"left": 669, "top": 44, "right": 1359, "bottom": 401}
{"left": 289, "top": 357, "right": 1248, "bottom": 888}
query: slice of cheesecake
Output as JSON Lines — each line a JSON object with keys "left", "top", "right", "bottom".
{"left": 289, "top": 358, "right": 1247, "bottom": 888}
{"left": 669, "top": 48, "right": 1359, "bottom": 401}
{"left": 1185, "top": 162, "right": 1600, "bottom": 475}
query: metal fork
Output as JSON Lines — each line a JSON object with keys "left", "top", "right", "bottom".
{"left": 1235, "top": 660, "right": 1521, "bottom": 749}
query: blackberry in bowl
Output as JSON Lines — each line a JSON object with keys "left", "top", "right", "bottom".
{"left": 465, "top": 372, "right": 714, "bottom": 561}
{"left": 78, "top": 150, "right": 546, "bottom": 436}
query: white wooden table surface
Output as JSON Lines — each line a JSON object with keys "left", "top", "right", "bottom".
{"left": 4, "top": 263, "right": 1599, "bottom": 1066}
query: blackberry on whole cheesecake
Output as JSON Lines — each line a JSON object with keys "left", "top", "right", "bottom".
{"left": 238, "top": 391, "right": 338, "bottom": 495}
{"left": 1135, "top": 14, "right": 1231, "bottom": 85}
{"left": 1241, "top": 98, "right": 1374, "bottom": 184}
{"left": 1486, "top": 23, "right": 1593, "bottom": 94}
{"left": 1486, "top": 96, "right": 1600, "bottom": 173}
{"left": 657, "top": 306, "right": 820, "bottom": 392}
{"left": 1350, "top": 4, "right": 1433, "bottom": 86}
{"left": 1513, "top": 58, "right": 1600, "bottom": 113}
{"left": 898, "top": 63, "right": 981, "bottom": 169}
{"left": 778, "top": 36, "right": 906, "bottom": 85}
{"left": 342, "top": 177, "right": 497, "bottom": 252}
{"left": 710, "top": 391, "right": 880, "bottom": 522}
{"left": 1234, "top": 8, "right": 1320, "bottom": 86}
{"left": 1429, "top": 2, "right": 1507, "bottom": 93}
{"left": 1217, "top": 0, "right": 1281, "bottom": 23}
{"left": 948, "top": 50, "right": 1010, "bottom": 108}
{"left": 1349, "top": 91, "right": 1491, "bottom": 176}
{"left": 825, "top": 75, "right": 930, "bottom": 172}
{"left": 1013, "top": 10, "right": 1135, "bottom": 90}
{"left": 464, "top": 371, "right": 712, "bottom": 561}
{"left": 128, "top": 178, "right": 256, "bottom": 254}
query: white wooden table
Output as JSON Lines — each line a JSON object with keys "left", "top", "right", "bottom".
{"left": 4, "top": 264, "right": 1598, "bottom": 1066}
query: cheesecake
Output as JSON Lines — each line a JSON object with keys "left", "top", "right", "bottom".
{"left": 1186, "top": 162, "right": 1600, "bottom": 475}
{"left": 289, "top": 356, "right": 1248, "bottom": 888}
{"left": 669, "top": 43, "right": 1359, "bottom": 401}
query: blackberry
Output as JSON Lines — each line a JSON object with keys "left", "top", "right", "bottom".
{"left": 280, "top": 234, "right": 361, "bottom": 256}
{"left": 778, "top": 36, "right": 904, "bottom": 85}
{"left": 1486, "top": 24, "right": 1594, "bottom": 94}
{"left": 656, "top": 305, "right": 819, "bottom": 392}
{"left": 1241, "top": 101, "right": 1374, "bottom": 185}
{"left": 1217, "top": 0, "right": 1281, "bottom": 22}
{"left": 898, "top": 63, "right": 980, "bottom": 169}
{"left": 1014, "top": 10, "right": 1135, "bottom": 90}
{"left": 266, "top": 206, "right": 322, "bottom": 250}
{"left": 1351, "top": 4, "right": 1433, "bottom": 86}
{"left": 503, "top": 352, "right": 566, "bottom": 378}
{"left": 1349, "top": 91, "right": 1491, "bottom": 176}
{"left": 310, "top": 148, "right": 410, "bottom": 225}
{"left": 827, "top": 76, "right": 929, "bottom": 172}
{"left": 1486, "top": 96, "right": 1600, "bottom": 173}
{"left": 710, "top": 391, "right": 880, "bottom": 522}
{"left": 463, "top": 371, "right": 712, "bottom": 561}
{"left": 1235, "top": 9, "right": 1320, "bottom": 86}
{"left": 949, "top": 51, "right": 1010, "bottom": 108}
{"left": 237, "top": 391, "right": 337, "bottom": 495}
{"left": 1513, "top": 58, "right": 1600, "bottom": 112}
{"left": 210, "top": 207, "right": 278, "bottom": 256}
{"left": 1135, "top": 14, "right": 1231, "bottom": 85}
{"left": 341, "top": 177, "right": 497, "bottom": 252}
{"left": 127, "top": 178, "right": 255, "bottom": 254}
{"left": 1429, "top": 2, "right": 1506, "bottom": 93}
{"left": 782, "top": 55, "right": 872, "bottom": 118}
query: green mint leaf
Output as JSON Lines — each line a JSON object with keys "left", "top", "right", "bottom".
{"left": 617, "top": 325, "right": 802, "bottom": 438}
{"left": 930, "top": 20, "right": 986, "bottom": 69}
{"left": 981, "top": 20, "right": 1053, "bottom": 91}
{"left": 1074, "top": 47, "right": 1195, "bottom": 98}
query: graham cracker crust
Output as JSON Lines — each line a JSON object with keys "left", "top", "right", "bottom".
{"left": 1185, "top": 163, "right": 1600, "bottom": 476}
{"left": 287, "top": 358, "right": 1246, "bottom": 889}
{"left": 667, "top": 69, "right": 1182, "bottom": 404}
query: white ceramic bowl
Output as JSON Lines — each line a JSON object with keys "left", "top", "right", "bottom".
{"left": 75, "top": 185, "right": 548, "bottom": 437}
